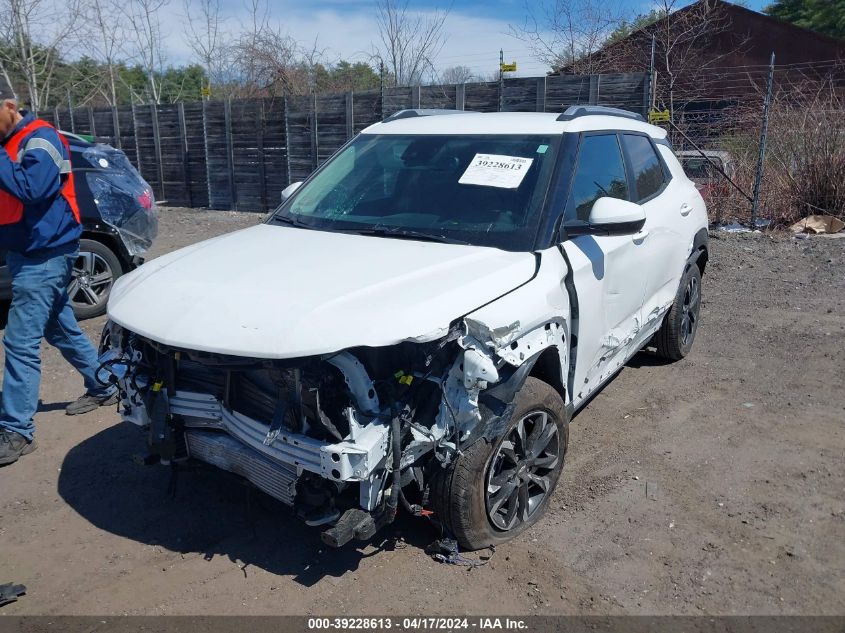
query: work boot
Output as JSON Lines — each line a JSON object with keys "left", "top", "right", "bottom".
{"left": 0, "top": 430, "right": 37, "bottom": 466}
{"left": 65, "top": 390, "right": 119, "bottom": 416}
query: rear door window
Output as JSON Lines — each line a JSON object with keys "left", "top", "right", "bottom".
{"left": 565, "top": 134, "right": 629, "bottom": 222}
{"left": 622, "top": 134, "right": 667, "bottom": 202}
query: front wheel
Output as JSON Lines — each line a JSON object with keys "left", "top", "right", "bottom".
{"left": 69, "top": 239, "right": 124, "bottom": 320}
{"left": 431, "top": 377, "right": 569, "bottom": 551}
{"left": 655, "top": 264, "right": 702, "bottom": 361}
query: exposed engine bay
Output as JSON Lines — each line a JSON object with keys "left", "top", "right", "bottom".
{"left": 97, "top": 317, "right": 568, "bottom": 547}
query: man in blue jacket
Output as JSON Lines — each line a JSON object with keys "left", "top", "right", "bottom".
{"left": 0, "top": 88, "right": 117, "bottom": 466}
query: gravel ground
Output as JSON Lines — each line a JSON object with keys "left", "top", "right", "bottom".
{"left": 0, "top": 207, "right": 843, "bottom": 616}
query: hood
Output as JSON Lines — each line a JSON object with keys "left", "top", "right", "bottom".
{"left": 108, "top": 224, "right": 537, "bottom": 358}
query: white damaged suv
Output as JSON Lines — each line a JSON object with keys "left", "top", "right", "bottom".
{"left": 99, "top": 106, "right": 708, "bottom": 550}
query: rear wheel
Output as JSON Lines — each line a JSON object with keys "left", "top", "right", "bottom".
{"left": 431, "top": 377, "right": 569, "bottom": 551}
{"left": 69, "top": 239, "right": 124, "bottom": 320}
{"left": 655, "top": 264, "right": 702, "bottom": 360}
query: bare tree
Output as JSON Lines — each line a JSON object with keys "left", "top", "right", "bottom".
{"left": 0, "top": 0, "right": 81, "bottom": 112}
{"left": 510, "top": 0, "right": 627, "bottom": 75}
{"left": 223, "top": 0, "right": 326, "bottom": 97}
{"left": 182, "top": 0, "right": 226, "bottom": 98}
{"left": 440, "top": 65, "right": 475, "bottom": 84}
{"left": 83, "top": 0, "right": 125, "bottom": 105}
{"left": 649, "top": 0, "right": 738, "bottom": 115}
{"left": 122, "top": 0, "right": 169, "bottom": 103}
{"left": 374, "top": 0, "right": 448, "bottom": 87}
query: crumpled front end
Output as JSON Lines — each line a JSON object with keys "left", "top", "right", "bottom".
{"left": 98, "top": 304, "right": 569, "bottom": 546}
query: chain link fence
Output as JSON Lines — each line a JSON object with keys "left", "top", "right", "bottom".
{"left": 651, "top": 58, "right": 845, "bottom": 228}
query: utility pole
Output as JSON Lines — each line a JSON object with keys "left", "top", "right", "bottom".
{"left": 498, "top": 48, "right": 504, "bottom": 112}
{"left": 751, "top": 52, "right": 775, "bottom": 229}
{"left": 649, "top": 34, "right": 656, "bottom": 111}
{"left": 379, "top": 60, "right": 385, "bottom": 121}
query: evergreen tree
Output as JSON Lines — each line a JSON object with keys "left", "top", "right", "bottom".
{"left": 765, "top": 0, "right": 845, "bottom": 39}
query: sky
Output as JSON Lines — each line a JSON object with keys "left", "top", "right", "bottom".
{"left": 170, "top": 0, "right": 771, "bottom": 78}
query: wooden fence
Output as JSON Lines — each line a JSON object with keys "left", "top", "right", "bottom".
{"left": 41, "top": 73, "right": 648, "bottom": 212}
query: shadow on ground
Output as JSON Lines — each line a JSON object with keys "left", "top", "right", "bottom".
{"left": 58, "top": 423, "right": 437, "bottom": 585}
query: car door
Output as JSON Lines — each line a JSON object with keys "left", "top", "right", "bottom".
{"left": 559, "top": 132, "right": 648, "bottom": 404}
{"left": 619, "top": 133, "right": 689, "bottom": 328}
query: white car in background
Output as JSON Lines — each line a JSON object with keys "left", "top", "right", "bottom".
{"left": 99, "top": 105, "right": 709, "bottom": 550}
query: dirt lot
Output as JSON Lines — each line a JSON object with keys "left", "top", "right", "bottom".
{"left": 0, "top": 208, "right": 843, "bottom": 616}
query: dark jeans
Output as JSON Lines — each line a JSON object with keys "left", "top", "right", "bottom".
{"left": 0, "top": 249, "right": 114, "bottom": 440}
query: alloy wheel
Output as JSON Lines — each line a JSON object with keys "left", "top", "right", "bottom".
{"left": 69, "top": 251, "right": 114, "bottom": 309}
{"left": 680, "top": 274, "right": 700, "bottom": 347}
{"left": 486, "top": 410, "right": 561, "bottom": 532}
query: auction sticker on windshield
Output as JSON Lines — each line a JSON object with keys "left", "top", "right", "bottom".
{"left": 458, "top": 153, "right": 534, "bottom": 189}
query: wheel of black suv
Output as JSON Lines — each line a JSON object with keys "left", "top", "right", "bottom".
{"left": 431, "top": 377, "right": 569, "bottom": 551}
{"left": 69, "top": 239, "right": 124, "bottom": 320}
{"left": 655, "top": 264, "right": 702, "bottom": 361}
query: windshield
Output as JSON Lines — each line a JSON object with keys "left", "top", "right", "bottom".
{"left": 270, "top": 134, "right": 561, "bottom": 251}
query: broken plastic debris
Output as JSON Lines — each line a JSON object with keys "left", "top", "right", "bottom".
{"left": 425, "top": 536, "right": 494, "bottom": 567}
{"left": 0, "top": 583, "right": 26, "bottom": 608}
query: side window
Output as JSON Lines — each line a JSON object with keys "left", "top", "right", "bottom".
{"left": 623, "top": 134, "right": 666, "bottom": 202}
{"left": 565, "top": 134, "right": 629, "bottom": 222}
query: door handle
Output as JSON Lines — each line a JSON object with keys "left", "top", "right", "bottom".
{"left": 680, "top": 203, "right": 693, "bottom": 216}
{"left": 632, "top": 229, "right": 649, "bottom": 242}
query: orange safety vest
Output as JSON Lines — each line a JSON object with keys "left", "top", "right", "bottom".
{"left": 0, "top": 119, "right": 81, "bottom": 226}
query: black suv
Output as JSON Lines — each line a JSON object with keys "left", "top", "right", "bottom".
{"left": 0, "top": 132, "right": 158, "bottom": 319}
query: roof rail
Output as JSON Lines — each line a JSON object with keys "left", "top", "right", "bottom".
{"left": 383, "top": 108, "right": 471, "bottom": 123}
{"left": 556, "top": 105, "right": 645, "bottom": 123}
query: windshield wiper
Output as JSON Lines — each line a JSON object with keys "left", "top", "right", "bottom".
{"left": 335, "top": 226, "right": 471, "bottom": 245}
{"left": 269, "top": 214, "right": 316, "bottom": 229}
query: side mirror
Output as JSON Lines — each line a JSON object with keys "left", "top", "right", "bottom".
{"left": 564, "top": 197, "right": 646, "bottom": 237}
{"left": 281, "top": 181, "right": 303, "bottom": 202}
{"left": 588, "top": 196, "right": 646, "bottom": 227}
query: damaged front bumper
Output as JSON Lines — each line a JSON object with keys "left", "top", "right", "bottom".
{"left": 98, "top": 315, "right": 567, "bottom": 545}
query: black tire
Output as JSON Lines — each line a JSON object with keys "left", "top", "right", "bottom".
{"left": 655, "top": 264, "right": 702, "bottom": 361}
{"left": 69, "top": 239, "right": 124, "bottom": 320}
{"left": 431, "top": 377, "right": 569, "bottom": 551}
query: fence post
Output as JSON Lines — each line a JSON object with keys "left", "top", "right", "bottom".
{"left": 536, "top": 77, "right": 546, "bottom": 112}
{"left": 257, "top": 99, "right": 267, "bottom": 211}
{"left": 202, "top": 100, "right": 213, "bottom": 208}
{"left": 150, "top": 102, "right": 165, "bottom": 203}
{"left": 88, "top": 107, "right": 96, "bottom": 138}
{"left": 283, "top": 96, "right": 292, "bottom": 186}
{"left": 412, "top": 85, "right": 421, "bottom": 109}
{"left": 345, "top": 91, "right": 354, "bottom": 139}
{"left": 112, "top": 107, "right": 121, "bottom": 149}
{"left": 456, "top": 83, "right": 465, "bottom": 111}
{"left": 177, "top": 102, "right": 193, "bottom": 208}
{"left": 54, "top": 106, "right": 60, "bottom": 130}
{"left": 589, "top": 75, "right": 600, "bottom": 104}
{"left": 224, "top": 98, "right": 237, "bottom": 210}
{"left": 751, "top": 52, "right": 775, "bottom": 229}
{"left": 130, "top": 103, "right": 141, "bottom": 172}
{"left": 310, "top": 93, "right": 318, "bottom": 171}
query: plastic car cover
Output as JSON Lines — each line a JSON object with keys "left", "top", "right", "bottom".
{"left": 83, "top": 147, "right": 158, "bottom": 257}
